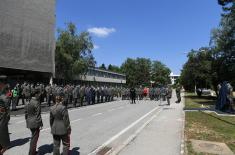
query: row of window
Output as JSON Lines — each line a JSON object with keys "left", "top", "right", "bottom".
{"left": 87, "top": 69, "right": 126, "bottom": 80}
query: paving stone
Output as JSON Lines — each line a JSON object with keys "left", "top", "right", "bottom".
{"left": 191, "top": 139, "right": 234, "bottom": 155}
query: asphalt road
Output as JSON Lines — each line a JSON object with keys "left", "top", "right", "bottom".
{"left": 5, "top": 98, "right": 169, "bottom": 155}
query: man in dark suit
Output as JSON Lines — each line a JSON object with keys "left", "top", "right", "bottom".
{"left": 25, "top": 86, "right": 43, "bottom": 155}
{"left": 130, "top": 87, "right": 136, "bottom": 104}
{"left": 50, "top": 87, "right": 71, "bottom": 155}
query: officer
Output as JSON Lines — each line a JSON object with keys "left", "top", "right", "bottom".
{"left": 25, "top": 86, "right": 43, "bottom": 155}
{"left": 130, "top": 87, "right": 136, "bottom": 104}
{"left": 175, "top": 85, "right": 182, "bottom": 103}
{"left": 166, "top": 85, "right": 172, "bottom": 105}
{"left": 0, "top": 85, "right": 10, "bottom": 155}
{"left": 50, "top": 87, "right": 71, "bottom": 155}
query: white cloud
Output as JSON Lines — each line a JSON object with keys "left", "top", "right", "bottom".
{"left": 94, "top": 44, "right": 100, "bottom": 50}
{"left": 88, "top": 27, "right": 116, "bottom": 38}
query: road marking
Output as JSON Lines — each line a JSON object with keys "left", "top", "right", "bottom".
{"left": 117, "top": 106, "right": 124, "bottom": 109}
{"left": 108, "top": 108, "right": 116, "bottom": 112}
{"left": 110, "top": 109, "right": 162, "bottom": 155}
{"left": 92, "top": 113, "right": 103, "bottom": 117}
{"left": 71, "top": 118, "right": 82, "bottom": 123}
{"left": 88, "top": 106, "right": 161, "bottom": 155}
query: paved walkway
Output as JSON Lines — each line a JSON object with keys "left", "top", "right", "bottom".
{"left": 118, "top": 93, "right": 184, "bottom": 155}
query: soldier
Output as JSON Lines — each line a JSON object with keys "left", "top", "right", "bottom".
{"left": 50, "top": 87, "right": 71, "bottom": 155}
{"left": 85, "top": 86, "right": 91, "bottom": 105}
{"left": 149, "top": 87, "right": 154, "bottom": 100}
{"left": 25, "top": 87, "right": 43, "bottom": 155}
{"left": 79, "top": 85, "right": 85, "bottom": 106}
{"left": 175, "top": 85, "right": 182, "bottom": 103}
{"left": 72, "top": 85, "right": 80, "bottom": 107}
{"left": 96, "top": 87, "right": 101, "bottom": 103}
{"left": 46, "top": 84, "right": 52, "bottom": 106}
{"left": 0, "top": 85, "right": 11, "bottom": 155}
{"left": 91, "top": 86, "right": 96, "bottom": 105}
{"left": 23, "top": 82, "right": 31, "bottom": 105}
{"left": 166, "top": 85, "right": 172, "bottom": 105}
{"left": 100, "top": 87, "right": 103, "bottom": 103}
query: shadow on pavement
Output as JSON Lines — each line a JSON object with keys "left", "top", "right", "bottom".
{"left": 10, "top": 137, "right": 30, "bottom": 149}
{"left": 38, "top": 144, "right": 80, "bottom": 155}
{"left": 70, "top": 147, "right": 80, "bottom": 155}
{"left": 38, "top": 143, "right": 53, "bottom": 155}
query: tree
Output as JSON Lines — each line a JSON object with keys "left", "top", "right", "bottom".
{"left": 151, "top": 61, "right": 171, "bottom": 86}
{"left": 180, "top": 48, "right": 213, "bottom": 91}
{"left": 108, "top": 64, "right": 122, "bottom": 73}
{"left": 210, "top": 2, "right": 235, "bottom": 87}
{"left": 55, "top": 22, "right": 95, "bottom": 81}
{"left": 135, "top": 58, "right": 152, "bottom": 86}
{"left": 99, "top": 64, "right": 106, "bottom": 70}
{"left": 121, "top": 58, "right": 168, "bottom": 87}
{"left": 121, "top": 58, "right": 138, "bottom": 87}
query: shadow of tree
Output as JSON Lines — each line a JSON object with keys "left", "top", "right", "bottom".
{"left": 9, "top": 137, "right": 30, "bottom": 149}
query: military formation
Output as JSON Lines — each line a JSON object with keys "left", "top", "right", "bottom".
{"left": 0, "top": 80, "right": 182, "bottom": 155}
{"left": 121, "top": 85, "right": 177, "bottom": 105}
{"left": 4, "top": 82, "right": 124, "bottom": 111}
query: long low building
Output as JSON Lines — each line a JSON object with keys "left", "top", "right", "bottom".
{"left": 78, "top": 67, "right": 126, "bottom": 86}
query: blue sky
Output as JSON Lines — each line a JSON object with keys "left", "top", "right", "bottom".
{"left": 56, "top": 0, "right": 222, "bottom": 74}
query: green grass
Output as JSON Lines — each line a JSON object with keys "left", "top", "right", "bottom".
{"left": 184, "top": 92, "right": 216, "bottom": 109}
{"left": 185, "top": 93, "right": 235, "bottom": 154}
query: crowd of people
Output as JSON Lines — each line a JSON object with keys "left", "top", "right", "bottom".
{"left": 0, "top": 80, "right": 182, "bottom": 155}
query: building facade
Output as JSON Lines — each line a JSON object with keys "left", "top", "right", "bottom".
{"left": 0, "top": 0, "right": 55, "bottom": 81}
{"left": 170, "top": 72, "right": 180, "bottom": 85}
{"left": 79, "top": 67, "right": 126, "bottom": 86}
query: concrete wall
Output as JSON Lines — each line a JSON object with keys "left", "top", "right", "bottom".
{"left": 0, "top": 0, "right": 55, "bottom": 74}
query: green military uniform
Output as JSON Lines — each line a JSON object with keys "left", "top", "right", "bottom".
{"left": 0, "top": 93, "right": 10, "bottom": 154}
{"left": 25, "top": 90, "right": 43, "bottom": 155}
{"left": 50, "top": 88, "right": 71, "bottom": 155}
{"left": 166, "top": 86, "right": 172, "bottom": 105}
{"left": 175, "top": 85, "right": 181, "bottom": 103}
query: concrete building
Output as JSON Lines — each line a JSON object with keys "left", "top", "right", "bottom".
{"left": 0, "top": 0, "right": 56, "bottom": 82}
{"left": 170, "top": 72, "right": 180, "bottom": 85}
{"left": 79, "top": 67, "right": 126, "bottom": 86}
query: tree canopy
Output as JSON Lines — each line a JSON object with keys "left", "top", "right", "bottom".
{"left": 181, "top": 2, "right": 235, "bottom": 91}
{"left": 121, "top": 58, "right": 171, "bottom": 87}
{"left": 55, "top": 23, "right": 95, "bottom": 81}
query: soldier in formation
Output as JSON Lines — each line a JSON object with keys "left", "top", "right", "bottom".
{"left": 50, "top": 87, "right": 71, "bottom": 155}
{"left": 0, "top": 85, "right": 11, "bottom": 155}
{"left": 25, "top": 86, "right": 43, "bottom": 155}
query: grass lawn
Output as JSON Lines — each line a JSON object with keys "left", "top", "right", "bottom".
{"left": 184, "top": 92, "right": 216, "bottom": 109}
{"left": 184, "top": 93, "right": 235, "bottom": 154}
